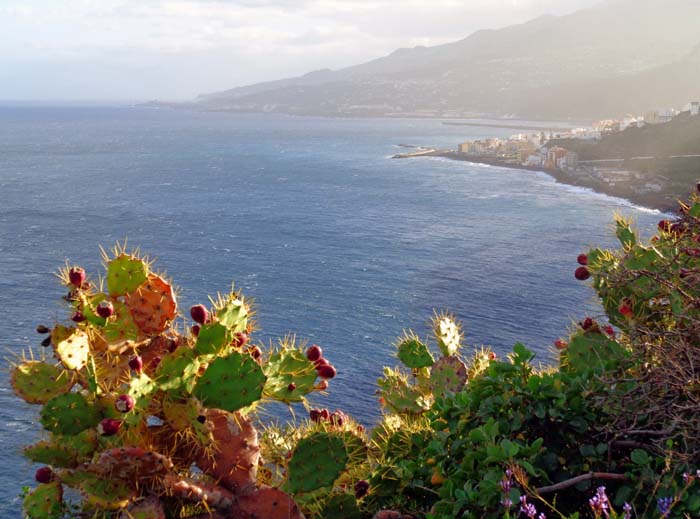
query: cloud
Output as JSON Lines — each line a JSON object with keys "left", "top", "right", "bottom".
{"left": 0, "top": 0, "right": 599, "bottom": 99}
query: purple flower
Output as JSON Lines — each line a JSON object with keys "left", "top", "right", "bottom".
{"left": 657, "top": 496, "right": 673, "bottom": 517}
{"left": 622, "top": 502, "right": 632, "bottom": 519}
{"left": 501, "top": 498, "right": 513, "bottom": 510}
{"left": 589, "top": 487, "right": 610, "bottom": 518}
{"left": 520, "top": 503, "right": 537, "bottom": 518}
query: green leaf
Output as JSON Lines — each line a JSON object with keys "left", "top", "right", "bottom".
{"left": 630, "top": 449, "right": 649, "bottom": 465}
{"left": 616, "top": 219, "right": 637, "bottom": 249}
{"left": 689, "top": 202, "right": 700, "bottom": 218}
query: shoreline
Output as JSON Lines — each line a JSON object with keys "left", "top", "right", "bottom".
{"left": 394, "top": 150, "right": 678, "bottom": 214}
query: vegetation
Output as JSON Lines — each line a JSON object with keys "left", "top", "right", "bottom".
{"left": 12, "top": 192, "right": 700, "bottom": 518}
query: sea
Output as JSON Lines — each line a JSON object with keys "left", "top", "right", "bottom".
{"left": 0, "top": 105, "right": 664, "bottom": 515}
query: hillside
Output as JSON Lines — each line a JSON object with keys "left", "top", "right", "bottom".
{"left": 197, "top": 0, "right": 700, "bottom": 120}
{"left": 550, "top": 112, "right": 700, "bottom": 159}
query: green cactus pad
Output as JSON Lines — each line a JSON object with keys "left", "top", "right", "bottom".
{"left": 124, "top": 372, "right": 157, "bottom": 426}
{"left": 286, "top": 432, "right": 349, "bottom": 493}
{"left": 23, "top": 481, "right": 63, "bottom": 519}
{"left": 433, "top": 315, "right": 461, "bottom": 357}
{"left": 194, "top": 322, "right": 232, "bottom": 355}
{"left": 24, "top": 430, "right": 99, "bottom": 467}
{"left": 321, "top": 494, "right": 362, "bottom": 519}
{"left": 117, "top": 496, "right": 165, "bottom": 519}
{"left": 106, "top": 254, "right": 149, "bottom": 296}
{"left": 102, "top": 299, "right": 140, "bottom": 344}
{"left": 61, "top": 470, "right": 134, "bottom": 510}
{"left": 125, "top": 274, "right": 177, "bottom": 336}
{"left": 51, "top": 326, "right": 89, "bottom": 371}
{"left": 429, "top": 356, "right": 468, "bottom": 398}
{"left": 561, "top": 332, "right": 628, "bottom": 376}
{"left": 396, "top": 334, "right": 434, "bottom": 369}
{"left": 156, "top": 347, "right": 202, "bottom": 396}
{"left": 216, "top": 298, "right": 248, "bottom": 333}
{"left": 263, "top": 349, "right": 318, "bottom": 403}
{"left": 193, "top": 351, "right": 267, "bottom": 411}
{"left": 162, "top": 398, "right": 211, "bottom": 445}
{"left": 41, "top": 392, "right": 101, "bottom": 436}
{"left": 10, "top": 361, "right": 74, "bottom": 404}
{"left": 377, "top": 367, "right": 432, "bottom": 414}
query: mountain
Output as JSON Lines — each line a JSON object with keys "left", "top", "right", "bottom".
{"left": 197, "top": 0, "right": 700, "bottom": 120}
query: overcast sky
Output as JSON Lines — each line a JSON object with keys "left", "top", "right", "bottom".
{"left": 0, "top": 0, "right": 601, "bottom": 101}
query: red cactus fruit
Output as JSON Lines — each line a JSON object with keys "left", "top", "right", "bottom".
{"left": 604, "top": 325, "right": 615, "bottom": 337}
{"left": 554, "top": 339, "right": 567, "bottom": 350}
{"left": 314, "top": 357, "right": 329, "bottom": 369}
{"left": 196, "top": 415, "right": 206, "bottom": 424}
{"left": 189, "top": 304, "right": 208, "bottom": 324}
{"left": 191, "top": 324, "right": 201, "bottom": 337}
{"left": 41, "top": 337, "right": 51, "bottom": 347}
{"left": 97, "top": 418, "right": 122, "bottom": 436}
{"left": 36, "top": 324, "right": 50, "bottom": 334}
{"left": 488, "top": 351, "right": 497, "bottom": 360}
{"left": 96, "top": 300, "right": 114, "bottom": 318}
{"left": 234, "top": 332, "right": 249, "bottom": 347}
{"left": 354, "top": 479, "right": 369, "bottom": 499}
{"left": 315, "top": 379, "right": 329, "bottom": 390}
{"left": 577, "top": 253, "right": 588, "bottom": 266}
{"left": 306, "top": 344, "right": 323, "bottom": 362}
{"left": 580, "top": 317, "right": 594, "bottom": 330}
{"left": 68, "top": 267, "right": 86, "bottom": 287}
{"left": 309, "top": 409, "right": 321, "bottom": 422}
{"left": 287, "top": 382, "right": 297, "bottom": 392}
{"left": 317, "top": 364, "right": 337, "bottom": 379}
{"left": 619, "top": 301, "right": 634, "bottom": 317}
{"left": 35, "top": 466, "right": 53, "bottom": 484}
{"left": 249, "top": 346, "right": 262, "bottom": 360}
{"left": 330, "top": 410, "right": 346, "bottom": 426}
{"left": 320, "top": 409, "right": 330, "bottom": 421}
{"left": 71, "top": 311, "right": 86, "bottom": 323}
{"left": 574, "top": 266, "right": 590, "bottom": 280}
{"left": 115, "top": 394, "right": 135, "bottom": 413}
{"left": 658, "top": 220, "right": 672, "bottom": 232}
{"left": 128, "top": 355, "right": 143, "bottom": 373}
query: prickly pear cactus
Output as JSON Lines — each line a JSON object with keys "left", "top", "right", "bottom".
{"left": 11, "top": 361, "right": 74, "bottom": 404}
{"left": 433, "top": 313, "right": 462, "bottom": 357}
{"left": 429, "top": 355, "right": 468, "bottom": 398}
{"left": 377, "top": 367, "right": 432, "bottom": 415}
{"left": 396, "top": 332, "right": 434, "bottom": 369}
{"left": 193, "top": 350, "right": 266, "bottom": 411}
{"left": 12, "top": 243, "right": 338, "bottom": 518}
{"left": 23, "top": 481, "right": 63, "bottom": 519}
{"left": 286, "top": 432, "right": 350, "bottom": 493}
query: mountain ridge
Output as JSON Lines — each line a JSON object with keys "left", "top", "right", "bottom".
{"left": 197, "top": 0, "right": 700, "bottom": 119}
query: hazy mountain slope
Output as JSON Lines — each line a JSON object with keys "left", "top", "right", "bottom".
{"left": 198, "top": 0, "right": 700, "bottom": 119}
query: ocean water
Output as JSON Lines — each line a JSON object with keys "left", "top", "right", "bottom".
{"left": 0, "top": 106, "right": 663, "bottom": 515}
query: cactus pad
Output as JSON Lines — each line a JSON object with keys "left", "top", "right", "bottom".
{"left": 396, "top": 334, "right": 434, "bottom": 369}
{"left": 263, "top": 349, "right": 318, "bottom": 403}
{"left": 377, "top": 367, "right": 431, "bottom": 414}
{"left": 232, "top": 487, "right": 304, "bottom": 519}
{"left": 161, "top": 475, "right": 235, "bottom": 510}
{"left": 24, "top": 430, "right": 99, "bottom": 467}
{"left": 117, "top": 496, "right": 165, "bottom": 519}
{"left": 561, "top": 331, "right": 628, "bottom": 376}
{"left": 94, "top": 447, "right": 174, "bottom": 482}
{"left": 321, "top": 494, "right": 362, "bottom": 519}
{"left": 216, "top": 297, "right": 248, "bottom": 333}
{"left": 124, "top": 372, "right": 157, "bottom": 426}
{"left": 433, "top": 314, "right": 461, "bottom": 357}
{"left": 41, "top": 392, "right": 101, "bottom": 436}
{"left": 51, "top": 326, "right": 90, "bottom": 371}
{"left": 61, "top": 470, "right": 134, "bottom": 510}
{"left": 429, "top": 356, "right": 468, "bottom": 397}
{"left": 155, "top": 347, "right": 202, "bottom": 396}
{"left": 195, "top": 409, "right": 260, "bottom": 494}
{"left": 11, "top": 361, "right": 74, "bottom": 404}
{"left": 194, "top": 322, "right": 232, "bottom": 355}
{"left": 125, "top": 274, "right": 177, "bottom": 336}
{"left": 287, "top": 432, "right": 349, "bottom": 493}
{"left": 107, "top": 254, "right": 148, "bottom": 296}
{"left": 194, "top": 351, "right": 266, "bottom": 411}
{"left": 102, "top": 299, "right": 140, "bottom": 344}
{"left": 23, "top": 481, "right": 63, "bottom": 519}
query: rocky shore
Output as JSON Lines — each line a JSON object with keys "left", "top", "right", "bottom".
{"left": 394, "top": 149, "right": 683, "bottom": 213}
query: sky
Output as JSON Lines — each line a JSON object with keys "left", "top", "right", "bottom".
{"left": 0, "top": 0, "right": 601, "bottom": 101}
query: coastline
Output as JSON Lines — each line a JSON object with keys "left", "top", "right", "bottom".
{"left": 394, "top": 149, "right": 678, "bottom": 214}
